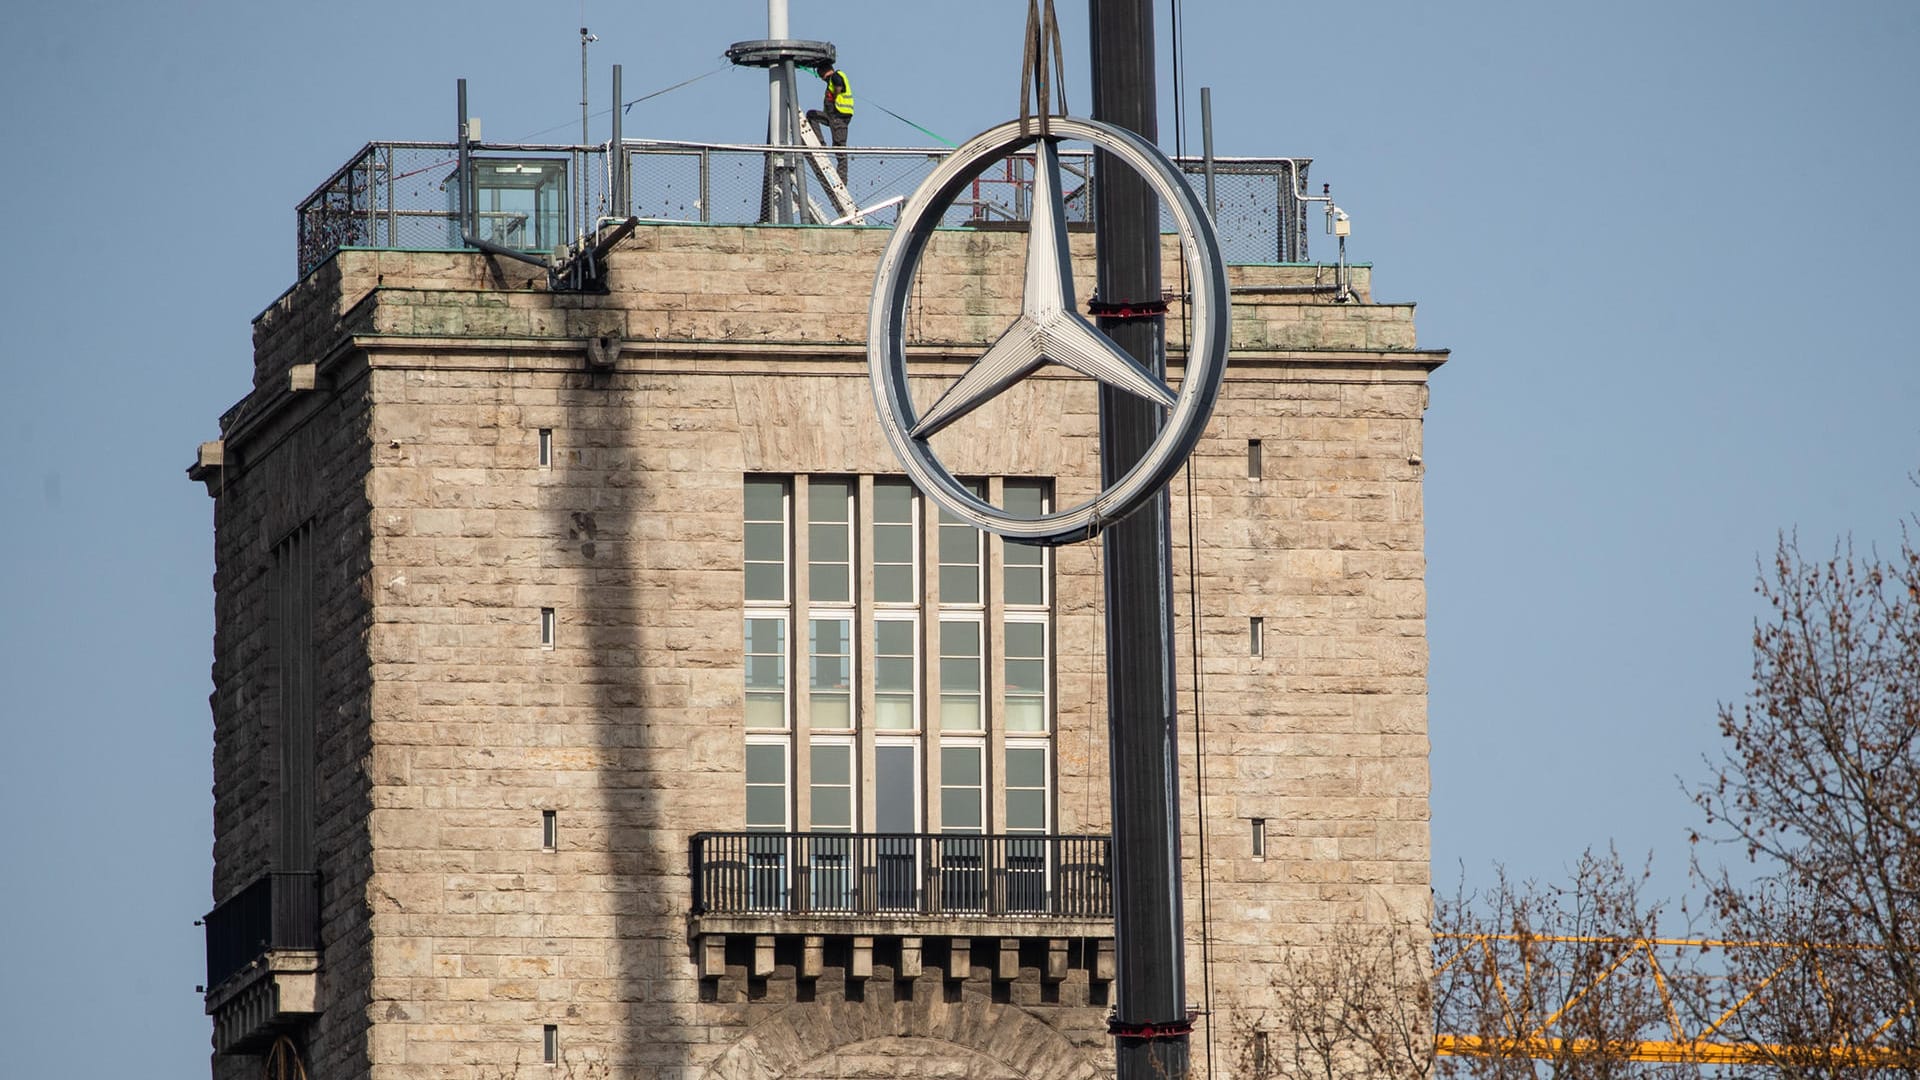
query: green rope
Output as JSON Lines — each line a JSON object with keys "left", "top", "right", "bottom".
{"left": 866, "top": 98, "right": 957, "bottom": 148}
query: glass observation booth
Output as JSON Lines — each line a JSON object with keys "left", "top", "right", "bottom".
{"left": 452, "top": 158, "right": 569, "bottom": 253}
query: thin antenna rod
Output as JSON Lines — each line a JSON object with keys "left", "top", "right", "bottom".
{"left": 1201, "top": 86, "right": 1218, "bottom": 220}
{"left": 580, "top": 25, "right": 598, "bottom": 145}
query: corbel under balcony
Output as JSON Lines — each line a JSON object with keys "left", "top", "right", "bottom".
{"left": 205, "top": 948, "right": 320, "bottom": 1055}
{"left": 201, "top": 871, "right": 321, "bottom": 1054}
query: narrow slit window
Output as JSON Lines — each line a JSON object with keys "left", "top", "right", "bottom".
{"left": 543, "top": 1024, "right": 559, "bottom": 1064}
{"left": 540, "top": 607, "right": 556, "bottom": 649}
{"left": 1253, "top": 1030, "right": 1269, "bottom": 1074}
{"left": 538, "top": 428, "right": 553, "bottom": 468}
{"left": 1247, "top": 439, "right": 1263, "bottom": 480}
{"left": 541, "top": 810, "right": 557, "bottom": 850}
{"left": 1250, "top": 617, "right": 1264, "bottom": 657}
{"left": 1251, "top": 818, "right": 1267, "bottom": 860}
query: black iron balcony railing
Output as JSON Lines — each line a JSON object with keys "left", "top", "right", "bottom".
{"left": 203, "top": 871, "right": 320, "bottom": 991}
{"left": 691, "top": 832, "right": 1112, "bottom": 919}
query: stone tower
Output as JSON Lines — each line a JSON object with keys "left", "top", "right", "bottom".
{"left": 191, "top": 138, "right": 1445, "bottom": 1079}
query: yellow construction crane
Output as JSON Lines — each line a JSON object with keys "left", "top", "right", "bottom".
{"left": 1432, "top": 933, "right": 1917, "bottom": 1068}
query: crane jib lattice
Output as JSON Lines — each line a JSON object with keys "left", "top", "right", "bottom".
{"left": 1432, "top": 933, "right": 1918, "bottom": 1068}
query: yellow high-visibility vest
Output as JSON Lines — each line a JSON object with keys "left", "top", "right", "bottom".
{"left": 827, "top": 70, "right": 854, "bottom": 117}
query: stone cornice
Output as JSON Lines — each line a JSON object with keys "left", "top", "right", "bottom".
{"left": 348, "top": 333, "right": 1449, "bottom": 374}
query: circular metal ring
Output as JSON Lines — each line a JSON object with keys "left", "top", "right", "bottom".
{"left": 724, "top": 39, "right": 836, "bottom": 69}
{"left": 867, "top": 117, "right": 1230, "bottom": 546}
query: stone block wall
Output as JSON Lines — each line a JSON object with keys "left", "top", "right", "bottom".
{"left": 205, "top": 374, "right": 378, "bottom": 1079}
{"left": 202, "top": 223, "right": 1442, "bottom": 1079}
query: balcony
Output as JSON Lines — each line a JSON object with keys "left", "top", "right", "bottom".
{"left": 202, "top": 871, "right": 320, "bottom": 1053}
{"left": 689, "top": 833, "right": 1115, "bottom": 986}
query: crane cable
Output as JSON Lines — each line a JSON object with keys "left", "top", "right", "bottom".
{"left": 500, "top": 60, "right": 733, "bottom": 144}
{"left": 864, "top": 98, "right": 958, "bottom": 148}
{"left": 1166, "top": 0, "right": 1218, "bottom": 1074}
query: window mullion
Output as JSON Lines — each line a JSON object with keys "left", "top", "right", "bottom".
{"left": 791, "top": 477, "right": 813, "bottom": 827}
{"left": 987, "top": 477, "right": 1007, "bottom": 838}
{"left": 920, "top": 485, "right": 941, "bottom": 834}
{"left": 857, "top": 475, "right": 877, "bottom": 834}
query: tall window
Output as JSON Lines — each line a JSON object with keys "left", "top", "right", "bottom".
{"left": 1000, "top": 479, "right": 1055, "bottom": 910}
{"left": 742, "top": 477, "right": 798, "bottom": 912}
{"left": 743, "top": 738, "right": 789, "bottom": 910}
{"left": 740, "top": 475, "right": 1055, "bottom": 842}
{"left": 810, "top": 739, "right": 855, "bottom": 910}
{"left": 745, "top": 478, "right": 791, "bottom": 734}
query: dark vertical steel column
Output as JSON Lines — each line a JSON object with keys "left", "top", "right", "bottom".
{"left": 611, "top": 65, "right": 625, "bottom": 217}
{"left": 1090, "top": 3, "right": 1188, "bottom": 1080}
{"left": 457, "top": 79, "right": 474, "bottom": 238}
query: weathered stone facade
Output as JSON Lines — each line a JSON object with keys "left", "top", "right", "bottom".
{"left": 196, "top": 223, "right": 1444, "bottom": 1079}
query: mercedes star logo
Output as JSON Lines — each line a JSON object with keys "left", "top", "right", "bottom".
{"left": 868, "top": 116, "right": 1230, "bottom": 546}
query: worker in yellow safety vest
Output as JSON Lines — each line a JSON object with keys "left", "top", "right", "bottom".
{"left": 806, "top": 64, "right": 854, "bottom": 180}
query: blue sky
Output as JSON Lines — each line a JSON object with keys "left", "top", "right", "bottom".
{"left": 1, "top": 1, "right": 1915, "bottom": 1074}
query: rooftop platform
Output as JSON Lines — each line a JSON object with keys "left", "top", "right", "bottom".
{"left": 296, "top": 138, "right": 1319, "bottom": 278}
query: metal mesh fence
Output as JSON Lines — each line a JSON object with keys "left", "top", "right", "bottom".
{"left": 622, "top": 143, "right": 1098, "bottom": 232}
{"left": 300, "top": 143, "right": 456, "bottom": 274}
{"left": 298, "top": 140, "right": 1314, "bottom": 276}
{"left": 1172, "top": 157, "right": 1312, "bottom": 264}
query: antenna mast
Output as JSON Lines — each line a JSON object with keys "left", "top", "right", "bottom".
{"left": 725, "top": 1, "right": 836, "bottom": 223}
{"left": 580, "top": 25, "right": 598, "bottom": 145}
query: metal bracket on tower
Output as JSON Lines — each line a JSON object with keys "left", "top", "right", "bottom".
{"left": 726, "top": 36, "right": 839, "bottom": 225}
{"left": 1019, "top": 0, "right": 1069, "bottom": 137}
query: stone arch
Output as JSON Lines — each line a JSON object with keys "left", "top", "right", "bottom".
{"left": 701, "top": 994, "right": 1103, "bottom": 1080}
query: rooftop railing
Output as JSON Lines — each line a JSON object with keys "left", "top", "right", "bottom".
{"left": 296, "top": 139, "right": 1313, "bottom": 277}
{"left": 691, "top": 831, "right": 1112, "bottom": 920}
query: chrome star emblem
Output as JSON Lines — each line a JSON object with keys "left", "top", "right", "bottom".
{"left": 868, "top": 117, "right": 1230, "bottom": 545}
{"left": 911, "top": 138, "right": 1176, "bottom": 440}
